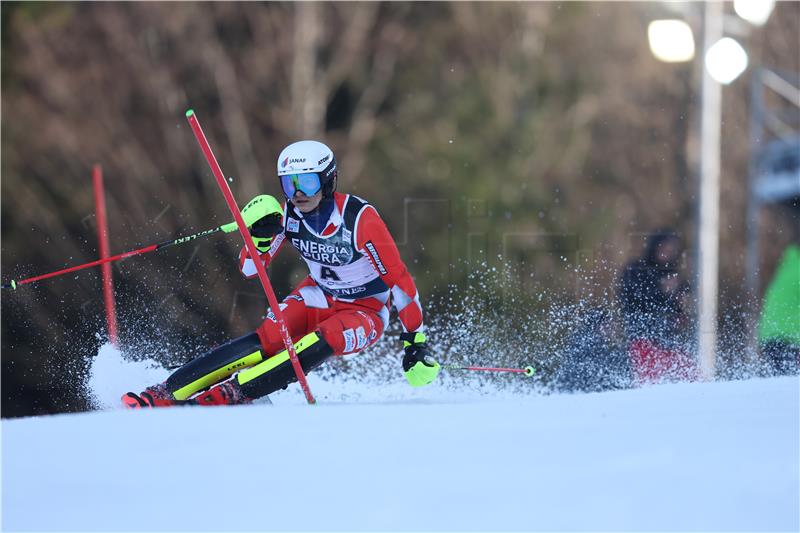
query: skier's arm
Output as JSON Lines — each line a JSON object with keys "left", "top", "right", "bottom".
{"left": 355, "top": 206, "right": 439, "bottom": 386}
{"left": 238, "top": 235, "right": 286, "bottom": 279}
{"left": 355, "top": 206, "right": 424, "bottom": 333}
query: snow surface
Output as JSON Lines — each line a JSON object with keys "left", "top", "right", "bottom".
{"left": 2, "top": 345, "right": 798, "bottom": 532}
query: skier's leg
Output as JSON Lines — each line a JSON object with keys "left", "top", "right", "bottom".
{"left": 168, "top": 294, "right": 320, "bottom": 401}
{"left": 206, "top": 307, "right": 384, "bottom": 402}
{"left": 165, "top": 333, "right": 265, "bottom": 401}
{"left": 253, "top": 283, "right": 331, "bottom": 355}
{"left": 122, "top": 293, "right": 317, "bottom": 408}
{"left": 201, "top": 331, "right": 335, "bottom": 402}
{"left": 190, "top": 285, "right": 334, "bottom": 405}
{"left": 315, "top": 307, "right": 385, "bottom": 356}
{"left": 122, "top": 333, "right": 265, "bottom": 408}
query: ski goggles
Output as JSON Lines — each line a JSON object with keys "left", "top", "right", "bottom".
{"left": 280, "top": 173, "right": 322, "bottom": 198}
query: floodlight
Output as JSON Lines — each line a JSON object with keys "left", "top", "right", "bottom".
{"left": 705, "top": 37, "right": 749, "bottom": 85}
{"left": 733, "top": 0, "right": 775, "bottom": 26}
{"left": 648, "top": 19, "right": 695, "bottom": 63}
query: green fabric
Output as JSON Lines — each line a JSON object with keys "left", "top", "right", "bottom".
{"left": 758, "top": 244, "right": 800, "bottom": 345}
{"left": 405, "top": 359, "right": 441, "bottom": 387}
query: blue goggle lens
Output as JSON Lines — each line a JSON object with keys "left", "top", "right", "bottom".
{"left": 280, "top": 173, "right": 321, "bottom": 197}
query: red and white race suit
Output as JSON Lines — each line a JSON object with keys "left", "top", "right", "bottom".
{"left": 239, "top": 192, "right": 424, "bottom": 356}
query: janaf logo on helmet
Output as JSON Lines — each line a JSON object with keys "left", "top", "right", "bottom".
{"left": 291, "top": 238, "right": 353, "bottom": 265}
{"left": 281, "top": 157, "right": 307, "bottom": 168}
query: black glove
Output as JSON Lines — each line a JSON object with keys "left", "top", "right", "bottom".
{"left": 250, "top": 214, "right": 283, "bottom": 252}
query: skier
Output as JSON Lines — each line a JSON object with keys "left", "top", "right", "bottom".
{"left": 123, "top": 140, "right": 439, "bottom": 407}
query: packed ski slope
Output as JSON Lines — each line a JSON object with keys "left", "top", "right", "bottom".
{"left": 2, "top": 346, "right": 798, "bottom": 532}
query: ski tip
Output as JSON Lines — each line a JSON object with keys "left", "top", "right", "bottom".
{"left": 185, "top": 109, "right": 195, "bottom": 117}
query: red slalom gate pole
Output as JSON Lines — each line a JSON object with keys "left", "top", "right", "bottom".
{"left": 185, "top": 109, "right": 316, "bottom": 405}
{"left": 93, "top": 164, "right": 119, "bottom": 346}
{"left": 442, "top": 364, "right": 536, "bottom": 377}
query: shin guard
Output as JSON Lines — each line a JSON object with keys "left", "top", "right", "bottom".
{"left": 167, "top": 333, "right": 265, "bottom": 401}
{"left": 236, "top": 332, "right": 333, "bottom": 399}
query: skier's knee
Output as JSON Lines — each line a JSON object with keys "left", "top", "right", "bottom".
{"left": 317, "top": 310, "right": 383, "bottom": 356}
{"left": 255, "top": 296, "right": 308, "bottom": 354}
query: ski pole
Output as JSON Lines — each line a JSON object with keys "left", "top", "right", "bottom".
{"left": 2, "top": 193, "right": 274, "bottom": 291}
{"left": 442, "top": 364, "right": 536, "bottom": 377}
{"left": 185, "top": 109, "right": 316, "bottom": 405}
{"left": 2, "top": 226, "right": 224, "bottom": 290}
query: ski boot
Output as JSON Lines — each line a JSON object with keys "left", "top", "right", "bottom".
{"left": 122, "top": 383, "right": 180, "bottom": 409}
{"left": 190, "top": 380, "right": 252, "bottom": 406}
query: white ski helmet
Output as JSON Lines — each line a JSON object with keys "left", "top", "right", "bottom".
{"left": 276, "top": 140, "right": 337, "bottom": 198}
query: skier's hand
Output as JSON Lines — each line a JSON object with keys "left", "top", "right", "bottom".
{"left": 400, "top": 332, "right": 440, "bottom": 387}
{"left": 222, "top": 194, "right": 283, "bottom": 234}
{"left": 250, "top": 213, "right": 283, "bottom": 252}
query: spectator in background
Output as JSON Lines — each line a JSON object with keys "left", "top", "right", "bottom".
{"left": 618, "top": 229, "right": 696, "bottom": 384}
{"left": 758, "top": 225, "right": 800, "bottom": 376}
{"left": 552, "top": 307, "right": 631, "bottom": 393}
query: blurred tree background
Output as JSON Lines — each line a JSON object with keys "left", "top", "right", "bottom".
{"left": 2, "top": 2, "right": 798, "bottom": 416}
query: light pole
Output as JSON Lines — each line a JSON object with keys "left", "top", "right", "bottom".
{"left": 697, "top": 1, "right": 724, "bottom": 380}
{"left": 647, "top": 0, "right": 774, "bottom": 380}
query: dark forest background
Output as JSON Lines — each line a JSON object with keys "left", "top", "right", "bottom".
{"left": 2, "top": 2, "right": 798, "bottom": 417}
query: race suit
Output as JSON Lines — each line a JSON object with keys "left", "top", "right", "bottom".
{"left": 239, "top": 192, "right": 424, "bottom": 357}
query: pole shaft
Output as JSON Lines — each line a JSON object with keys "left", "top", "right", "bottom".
{"left": 463, "top": 366, "right": 527, "bottom": 373}
{"left": 443, "top": 365, "right": 527, "bottom": 373}
{"left": 14, "top": 244, "right": 158, "bottom": 287}
{"left": 185, "top": 110, "right": 315, "bottom": 404}
{"left": 93, "top": 164, "right": 119, "bottom": 346}
{"left": 154, "top": 227, "right": 221, "bottom": 250}
{"left": 744, "top": 68, "right": 764, "bottom": 362}
{"left": 5, "top": 227, "right": 222, "bottom": 289}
